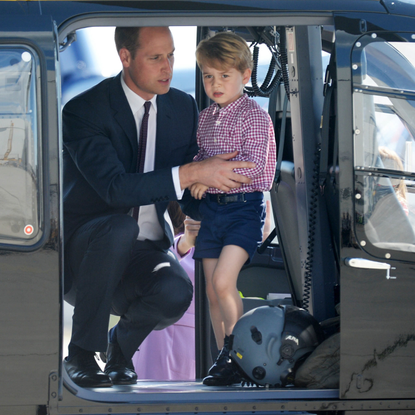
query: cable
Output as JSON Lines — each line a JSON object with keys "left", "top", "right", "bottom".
{"left": 302, "top": 144, "right": 321, "bottom": 312}
{"left": 244, "top": 26, "right": 288, "bottom": 98}
{"left": 244, "top": 45, "right": 282, "bottom": 97}
{"left": 278, "top": 28, "right": 290, "bottom": 101}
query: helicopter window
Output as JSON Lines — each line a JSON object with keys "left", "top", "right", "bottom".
{"left": 0, "top": 46, "right": 43, "bottom": 247}
{"left": 352, "top": 37, "right": 415, "bottom": 252}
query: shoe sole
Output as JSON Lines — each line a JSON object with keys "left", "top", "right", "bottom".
{"left": 110, "top": 379, "right": 137, "bottom": 385}
{"left": 203, "top": 376, "right": 241, "bottom": 386}
{"left": 75, "top": 380, "right": 113, "bottom": 388}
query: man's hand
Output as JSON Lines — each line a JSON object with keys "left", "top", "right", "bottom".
{"left": 190, "top": 183, "right": 209, "bottom": 199}
{"left": 179, "top": 151, "right": 255, "bottom": 192}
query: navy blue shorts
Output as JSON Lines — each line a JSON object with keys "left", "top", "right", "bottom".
{"left": 193, "top": 192, "right": 265, "bottom": 263}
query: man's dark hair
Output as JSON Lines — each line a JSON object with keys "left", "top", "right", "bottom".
{"left": 114, "top": 27, "right": 142, "bottom": 58}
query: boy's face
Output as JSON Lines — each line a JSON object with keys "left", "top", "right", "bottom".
{"left": 201, "top": 65, "right": 251, "bottom": 108}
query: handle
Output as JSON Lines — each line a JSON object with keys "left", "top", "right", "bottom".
{"left": 345, "top": 258, "right": 396, "bottom": 279}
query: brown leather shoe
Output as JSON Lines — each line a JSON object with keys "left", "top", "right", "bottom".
{"left": 64, "top": 351, "right": 112, "bottom": 388}
{"left": 104, "top": 341, "right": 137, "bottom": 385}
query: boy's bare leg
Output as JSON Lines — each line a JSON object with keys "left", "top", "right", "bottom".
{"left": 202, "top": 245, "right": 248, "bottom": 385}
{"left": 203, "top": 258, "right": 225, "bottom": 349}
{"left": 203, "top": 245, "right": 248, "bottom": 344}
{"left": 212, "top": 245, "right": 248, "bottom": 335}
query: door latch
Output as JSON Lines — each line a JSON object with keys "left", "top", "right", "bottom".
{"left": 345, "top": 258, "right": 396, "bottom": 279}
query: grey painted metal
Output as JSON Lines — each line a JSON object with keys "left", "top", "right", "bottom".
{"left": 0, "top": 17, "right": 61, "bottom": 410}
{"left": 285, "top": 26, "right": 325, "bottom": 312}
{"left": 58, "top": 370, "right": 414, "bottom": 413}
{"left": 57, "top": 15, "right": 332, "bottom": 43}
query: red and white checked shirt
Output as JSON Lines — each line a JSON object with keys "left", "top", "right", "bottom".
{"left": 194, "top": 94, "right": 276, "bottom": 195}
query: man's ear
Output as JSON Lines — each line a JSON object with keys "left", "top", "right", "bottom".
{"left": 119, "top": 48, "right": 131, "bottom": 68}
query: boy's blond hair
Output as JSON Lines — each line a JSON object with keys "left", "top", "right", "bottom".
{"left": 196, "top": 32, "right": 253, "bottom": 73}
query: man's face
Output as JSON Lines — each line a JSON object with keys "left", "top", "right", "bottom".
{"left": 120, "top": 27, "right": 175, "bottom": 100}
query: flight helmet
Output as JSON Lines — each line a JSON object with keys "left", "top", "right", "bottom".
{"left": 230, "top": 305, "right": 324, "bottom": 387}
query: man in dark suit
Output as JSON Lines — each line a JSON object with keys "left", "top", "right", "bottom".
{"left": 62, "top": 26, "right": 254, "bottom": 388}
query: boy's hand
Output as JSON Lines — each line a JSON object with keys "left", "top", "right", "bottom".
{"left": 190, "top": 183, "right": 209, "bottom": 199}
{"left": 183, "top": 217, "right": 201, "bottom": 246}
{"left": 177, "top": 216, "right": 201, "bottom": 256}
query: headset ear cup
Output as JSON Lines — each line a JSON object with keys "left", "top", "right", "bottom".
{"left": 279, "top": 337, "right": 296, "bottom": 363}
{"left": 252, "top": 366, "right": 266, "bottom": 381}
{"left": 279, "top": 329, "right": 302, "bottom": 365}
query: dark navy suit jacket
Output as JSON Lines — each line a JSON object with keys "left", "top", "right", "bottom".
{"left": 63, "top": 72, "right": 199, "bottom": 249}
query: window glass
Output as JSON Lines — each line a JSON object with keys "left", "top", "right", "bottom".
{"left": 0, "top": 47, "right": 42, "bottom": 246}
{"left": 359, "top": 41, "right": 415, "bottom": 93}
{"left": 353, "top": 37, "right": 415, "bottom": 252}
{"left": 354, "top": 94, "right": 415, "bottom": 174}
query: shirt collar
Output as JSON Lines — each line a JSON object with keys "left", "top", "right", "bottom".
{"left": 121, "top": 74, "right": 158, "bottom": 114}
{"left": 213, "top": 93, "right": 248, "bottom": 115}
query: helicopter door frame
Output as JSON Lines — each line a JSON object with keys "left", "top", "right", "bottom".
{"left": 335, "top": 12, "right": 415, "bottom": 400}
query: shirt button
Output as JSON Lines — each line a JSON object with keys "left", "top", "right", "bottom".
{"left": 215, "top": 120, "right": 221, "bottom": 125}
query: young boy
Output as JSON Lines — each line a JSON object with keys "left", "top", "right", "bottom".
{"left": 191, "top": 32, "right": 276, "bottom": 386}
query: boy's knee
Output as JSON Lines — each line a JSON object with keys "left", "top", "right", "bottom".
{"left": 212, "top": 276, "right": 230, "bottom": 299}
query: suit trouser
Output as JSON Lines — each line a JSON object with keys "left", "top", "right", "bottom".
{"left": 64, "top": 214, "right": 193, "bottom": 361}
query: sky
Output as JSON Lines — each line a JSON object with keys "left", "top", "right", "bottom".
{"left": 84, "top": 26, "right": 271, "bottom": 78}
{"left": 85, "top": 26, "right": 199, "bottom": 78}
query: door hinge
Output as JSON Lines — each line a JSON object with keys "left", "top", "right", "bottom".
{"left": 47, "top": 371, "right": 59, "bottom": 415}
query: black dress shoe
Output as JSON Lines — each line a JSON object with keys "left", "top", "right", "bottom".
{"left": 207, "top": 345, "right": 231, "bottom": 377}
{"left": 203, "top": 359, "right": 242, "bottom": 386}
{"left": 203, "top": 337, "right": 242, "bottom": 386}
{"left": 64, "top": 352, "right": 112, "bottom": 388}
{"left": 104, "top": 341, "right": 137, "bottom": 385}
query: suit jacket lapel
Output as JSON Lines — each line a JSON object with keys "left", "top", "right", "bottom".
{"left": 155, "top": 93, "right": 173, "bottom": 169}
{"left": 110, "top": 73, "right": 137, "bottom": 152}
